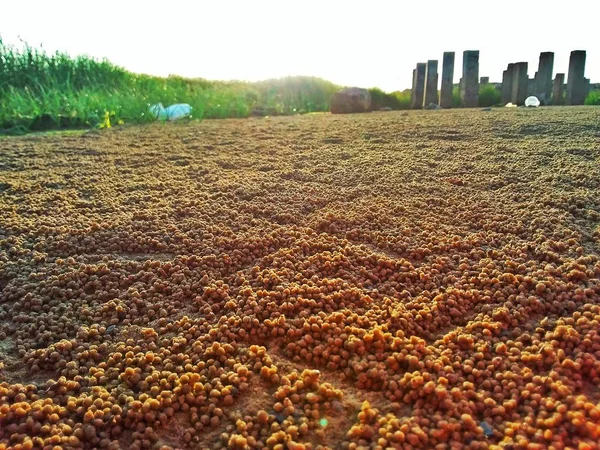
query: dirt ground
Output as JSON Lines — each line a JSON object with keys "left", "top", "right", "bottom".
{"left": 1, "top": 107, "right": 600, "bottom": 449}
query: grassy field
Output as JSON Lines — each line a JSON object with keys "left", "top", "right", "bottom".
{"left": 0, "top": 39, "right": 412, "bottom": 134}
{"left": 3, "top": 39, "right": 597, "bottom": 136}
{"left": 1, "top": 107, "right": 599, "bottom": 449}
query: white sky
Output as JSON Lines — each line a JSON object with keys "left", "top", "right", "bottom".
{"left": 1, "top": 0, "right": 598, "bottom": 92}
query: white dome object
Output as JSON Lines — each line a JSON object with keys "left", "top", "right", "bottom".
{"left": 149, "top": 103, "right": 192, "bottom": 120}
{"left": 164, "top": 103, "right": 192, "bottom": 120}
{"left": 525, "top": 96, "right": 540, "bottom": 107}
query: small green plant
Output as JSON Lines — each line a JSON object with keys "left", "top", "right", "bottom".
{"left": 584, "top": 90, "right": 600, "bottom": 105}
{"left": 478, "top": 84, "right": 501, "bottom": 107}
{"left": 390, "top": 90, "right": 411, "bottom": 110}
{"left": 368, "top": 88, "right": 411, "bottom": 110}
{"left": 452, "top": 86, "right": 463, "bottom": 108}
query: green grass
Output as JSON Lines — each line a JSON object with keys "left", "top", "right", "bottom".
{"left": 368, "top": 88, "right": 411, "bottom": 110}
{"left": 448, "top": 85, "right": 502, "bottom": 108}
{"left": 584, "top": 90, "right": 600, "bottom": 105}
{"left": 0, "top": 39, "right": 347, "bottom": 133}
{"left": 478, "top": 84, "right": 502, "bottom": 107}
{"left": 452, "top": 87, "right": 463, "bottom": 108}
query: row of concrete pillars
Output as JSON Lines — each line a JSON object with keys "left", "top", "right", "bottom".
{"left": 411, "top": 50, "right": 589, "bottom": 108}
{"left": 410, "top": 51, "right": 480, "bottom": 109}
{"left": 502, "top": 51, "right": 589, "bottom": 106}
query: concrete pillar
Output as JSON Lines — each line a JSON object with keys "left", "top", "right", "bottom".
{"left": 423, "top": 60, "right": 439, "bottom": 107}
{"left": 528, "top": 78, "right": 536, "bottom": 96}
{"left": 567, "top": 50, "right": 587, "bottom": 105}
{"left": 480, "top": 77, "right": 489, "bottom": 84}
{"left": 439, "top": 52, "right": 455, "bottom": 108}
{"left": 552, "top": 73, "right": 565, "bottom": 105}
{"left": 460, "top": 50, "right": 479, "bottom": 108}
{"left": 501, "top": 70, "right": 508, "bottom": 102}
{"left": 502, "top": 64, "right": 515, "bottom": 105}
{"left": 411, "top": 63, "right": 426, "bottom": 109}
{"left": 511, "top": 62, "right": 528, "bottom": 106}
{"left": 535, "top": 52, "right": 554, "bottom": 104}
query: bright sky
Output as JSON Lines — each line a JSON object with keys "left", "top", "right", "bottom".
{"left": 1, "top": 0, "right": 598, "bottom": 92}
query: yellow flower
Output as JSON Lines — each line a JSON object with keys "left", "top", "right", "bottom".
{"left": 100, "top": 111, "right": 111, "bottom": 129}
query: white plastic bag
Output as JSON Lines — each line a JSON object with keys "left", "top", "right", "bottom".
{"left": 149, "top": 103, "right": 192, "bottom": 121}
{"left": 525, "top": 96, "right": 540, "bottom": 108}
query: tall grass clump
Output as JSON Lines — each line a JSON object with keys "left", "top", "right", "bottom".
{"left": 0, "top": 38, "right": 135, "bottom": 131}
{"left": 584, "top": 90, "right": 600, "bottom": 105}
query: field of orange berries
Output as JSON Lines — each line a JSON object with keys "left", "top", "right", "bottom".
{"left": 1, "top": 107, "right": 600, "bottom": 450}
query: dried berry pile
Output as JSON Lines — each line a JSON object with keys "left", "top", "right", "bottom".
{"left": 1, "top": 107, "right": 600, "bottom": 450}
